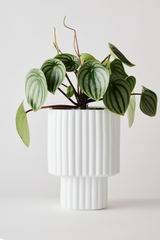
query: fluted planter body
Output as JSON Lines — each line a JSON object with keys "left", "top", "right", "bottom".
{"left": 48, "top": 108, "right": 120, "bottom": 210}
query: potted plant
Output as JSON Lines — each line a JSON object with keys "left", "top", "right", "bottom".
{"left": 16, "top": 17, "right": 158, "bottom": 210}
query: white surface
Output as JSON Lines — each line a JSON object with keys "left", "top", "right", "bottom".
{"left": 0, "top": 196, "right": 160, "bottom": 240}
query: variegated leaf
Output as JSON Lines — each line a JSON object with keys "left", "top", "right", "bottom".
{"left": 140, "top": 86, "right": 157, "bottom": 116}
{"left": 77, "top": 60, "right": 110, "bottom": 101}
{"left": 125, "top": 76, "right": 136, "bottom": 92}
{"left": 25, "top": 68, "right": 48, "bottom": 112}
{"left": 110, "top": 59, "right": 128, "bottom": 78}
{"left": 54, "top": 53, "right": 80, "bottom": 72}
{"left": 108, "top": 43, "right": 135, "bottom": 67}
{"left": 103, "top": 74, "right": 131, "bottom": 115}
{"left": 41, "top": 58, "right": 66, "bottom": 93}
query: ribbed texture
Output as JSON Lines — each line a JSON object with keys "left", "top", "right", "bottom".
{"left": 60, "top": 177, "right": 108, "bottom": 210}
{"left": 48, "top": 108, "right": 120, "bottom": 177}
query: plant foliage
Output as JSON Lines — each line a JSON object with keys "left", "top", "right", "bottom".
{"left": 15, "top": 16, "right": 158, "bottom": 146}
{"left": 25, "top": 68, "right": 48, "bottom": 111}
{"left": 16, "top": 101, "right": 30, "bottom": 147}
{"left": 77, "top": 60, "right": 110, "bottom": 101}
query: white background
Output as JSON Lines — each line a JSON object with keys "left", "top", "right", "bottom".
{"left": 0, "top": 0, "right": 160, "bottom": 239}
{"left": 0, "top": 0, "right": 160, "bottom": 199}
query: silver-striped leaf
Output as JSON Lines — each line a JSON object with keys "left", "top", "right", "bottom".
{"left": 127, "top": 93, "right": 136, "bottom": 127}
{"left": 103, "top": 74, "right": 131, "bottom": 115}
{"left": 125, "top": 76, "right": 136, "bottom": 92}
{"left": 108, "top": 43, "right": 135, "bottom": 67}
{"left": 15, "top": 101, "right": 30, "bottom": 147}
{"left": 54, "top": 53, "right": 80, "bottom": 72}
{"left": 140, "top": 86, "right": 157, "bottom": 116}
{"left": 41, "top": 58, "right": 66, "bottom": 93}
{"left": 77, "top": 60, "right": 110, "bottom": 101}
{"left": 110, "top": 59, "right": 128, "bottom": 78}
{"left": 25, "top": 68, "right": 48, "bottom": 112}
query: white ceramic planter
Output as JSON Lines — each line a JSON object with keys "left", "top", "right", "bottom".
{"left": 48, "top": 108, "right": 120, "bottom": 210}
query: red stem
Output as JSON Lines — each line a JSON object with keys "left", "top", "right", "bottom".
{"left": 26, "top": 103, "right": 81, "bottom": 114}
{"left": 101, "top": 54, "right": 111, "bottom": 65}
{"left": 62, "top": 83, "right": 68, "bottom": 88}
{"left": 59, "top": 49, "right": 63, "bottom": 54}
{"left": 63, "top": 19, "right": 81, "bottom": 65}
{"left": 131, "top": 93, "right": 141, "bottom": 96}
{"left": 74, "top": 32, "right": 81, "bottom": 65}
{"left": 58, "top": 87, "right": 78, "bottom": 105}
{"left": 65, "top": 73, "right": 80, "bottom": 101}
{"left": 86, "top": 98, "right": 103, "bottom": 104}
{"left": 74, "top": 71, "right": 80, "bottom": 95}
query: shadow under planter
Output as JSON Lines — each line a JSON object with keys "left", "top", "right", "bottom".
{"left": 48, "top": 108, "right": 120, "bottom": 210}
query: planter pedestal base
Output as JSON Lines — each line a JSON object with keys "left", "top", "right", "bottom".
{"left": 60, "top": 177, "right": 108, "bottom": 210}
{"left": 48, "top": 108, "right": 120, "bottom": 210}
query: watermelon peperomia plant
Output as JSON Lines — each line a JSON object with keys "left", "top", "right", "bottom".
{"left": 16, "top": 16, "right": 158, "bottom": 147}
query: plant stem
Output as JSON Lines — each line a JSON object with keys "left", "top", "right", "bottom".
{"left": 58, "top": 87, "right": 78, "bottom": 105}
{"left": 81, "top": 93, "right": 89, "bottom": 100}
{"left": 74, "top": 70, "right": 80, "bottom": 95}
{"left": 80, "top": 102, "right": 88, "bottom": 109}
{"left": 59, "top": 49, "right": 63, "bottom": 54}
{"left": 63, "top": 16, "right": 81, "bottom": 65}
{"left": 86, "top": 98, "right": 103, "bottom": 103}
{"left": 62, "top": 83, "right": 68, "bottom": 88}
{"left": 26, "top": 103, "right": 81, "bottom": 114}
{"left": 131, "top": 93, "right": 141, "bottom": 96}
{"left": 65, "top": 73, "right": 79, "bottom": 101}
{"left": 74, "top": 70, "right": 78, "bottom": 77}
{"left": 101, "top": 54, "right": 111, "bottom": 64}
{"left": 77, "top": 85, "right": 80, "bottom": 95}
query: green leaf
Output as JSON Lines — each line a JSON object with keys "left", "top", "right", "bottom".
{"left": 16, "top": 101, "right": 30, "bottom": 147}
{"left": 102, "top": 60, "right": 111, "bottom": 74}
{"left": 54, "top": 53, "right": 80, "bottom": 72}
{"left": 25, "top": 68, "right": 48, "bottom": 112}
{"left": 103, "top": 74, "right": 131, "bottom": 115}
{"left": 66, "top": 85, "right": 74, "bottom": 98}
{"left": 80, "top": 53, "right": 95, "bottom": 65}
{"left": 127, "top": 93, "right": 136, "bottom": 127}
{"left": 108, "top": 43, "right": 135, "bottom": 67}
{"left": 41, "top": 58, "right": 66, "bottom": 93}
{"left": 77, "top": 60, "right": 110, "bottom": 101}
{"left": 110, "top": 59, "right": 128, "bottom": 78}
{"left": 140, "top": 86, "right": 157, "bottom": 116}
{"left": 125, "top": 76, "right": 136, "bottom": 92}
